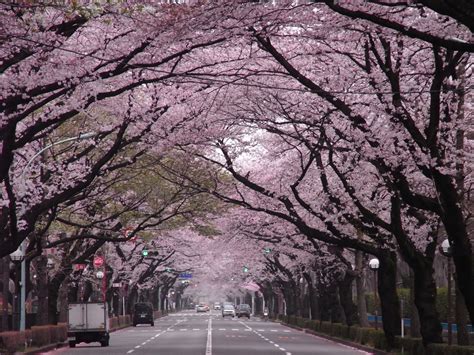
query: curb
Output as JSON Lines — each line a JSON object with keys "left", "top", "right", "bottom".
{"left": 280, "top": 322, "right": 388, "bottom": 355}
{"left": 22, "top": 342, "right": 68, "bottom": 354}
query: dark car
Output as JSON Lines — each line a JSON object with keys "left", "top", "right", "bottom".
{"left": 133, "top": 302, "right": 154, "bottom": 326}
{"left": 235, "top": 304, "right": 251, "bottom": 319}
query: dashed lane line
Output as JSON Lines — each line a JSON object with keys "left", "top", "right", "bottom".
{"left": 239, "top": 321, "right": 291, "bottom": 355}
{"left": 126, "top": 319, "right": 182, "bottom": 354}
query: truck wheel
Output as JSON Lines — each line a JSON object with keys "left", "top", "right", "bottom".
{"left": 100, "top": 340, "right": 109, "bottom": 347}
{"left": 150, "top": 322, "right": 154, "bottom": 326}
{"left": 69, "top": 341, "right": 76, "bottom": 348}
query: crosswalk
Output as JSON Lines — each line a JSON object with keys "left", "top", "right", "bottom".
{"left": 166, "top": 313, "right": 264, "bottom": 321}
{"left": 126, "top": 328, "right": 292, "bottom": 333}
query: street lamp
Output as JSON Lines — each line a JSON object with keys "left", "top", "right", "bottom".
{"left": 9, "top": 248, "right": 23, "bottom": 330}
{"left": 439, "top": 238, "right": 453, "bottom": 345}
{"left": 18, "top": 132, "right": 96, "bottom": 331}
{"left": 369, "top": 258, "right": 380, "bottom": 330}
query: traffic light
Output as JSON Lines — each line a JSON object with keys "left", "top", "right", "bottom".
{"left": 243, "top": 266, "right": 249, "bottom": 273}
{"left": 264, "top": 248, "right": 271, "bottom": 254}
{"left": 142, "top": 249, "right": 148, "bottom": 257}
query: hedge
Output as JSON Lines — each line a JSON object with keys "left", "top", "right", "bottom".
{"left": 279, "top": 315, "right": 474, "bottom": 355}
{"left": 0, "top": 331, "right": 26, "bottom": 353}
{"left": 0, "top": 324, "right": 68, "bottom": 353}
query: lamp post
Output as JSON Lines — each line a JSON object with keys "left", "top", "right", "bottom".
{"left": 18, "top": 132, "right": 96, "bottom": 331}
{"left": 369, "top": 258, "right": 380, "bottom": 330}
{"left": 9, "top": 248, "right": 23, "bottom": 330}
{"left": 439, "top": 239, "right": 453, "bottom": 345}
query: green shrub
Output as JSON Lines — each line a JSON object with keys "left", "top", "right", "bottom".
{"left": 296, "top": 317, "right": 306, "bottom": 328}
{"left": 320, "top": 321, "right": 332, "bottom": 334}
{"left": 395, "top": 336, "right": 425, "bottom": 354}
{"left": 330, "top": 323, "right": 350, "bottom": 339}
{"left": 57, "top": 323, "right": 68, "bottom": 342}
{"left": 31, "top": 325, "right": 51, "bottom": 347}
{"left": 426, "top": 343, "right": 474, "bottom": 355}
{"left": 24, "top": 329, "right": 33, "bottom": 347}
{"left": 49, "top": 325, "right": 60, "bottom": 344}
{"left": 0, "top": 331, "right": 26, "bottom": 353}
{"left": 369, "top": 329, "right": 387, "bottom": 350}
{"left": 109, "top": 317, "right": 118, "bottom": 329}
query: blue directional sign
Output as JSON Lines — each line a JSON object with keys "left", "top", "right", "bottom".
{"left": 178, "top": 273, "right": 192, "bottom": 279}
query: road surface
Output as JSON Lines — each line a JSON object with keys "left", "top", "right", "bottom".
{"left": 49, "top": 310, "right": 370, "bottom": 355}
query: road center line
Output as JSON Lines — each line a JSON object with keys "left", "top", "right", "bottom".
{"left": 206, "top": 316, "right": 212, "bottom": 355}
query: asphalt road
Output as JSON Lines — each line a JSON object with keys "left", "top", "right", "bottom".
{"left": 48, "top": 310, "right": 370, "bottom": 355}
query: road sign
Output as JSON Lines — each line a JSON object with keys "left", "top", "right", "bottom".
{"left": 93, "top": 256, "right": 104, "bottom": 268}
{"left": 178, "top": 273, "right": 192, "bottom": 279}
{"left": 123, "top": 227, "right": 137, "bottom": 242}
{"left": 73, "top": 264, "right": 87, "bottom": 271}
{"left": 96, "top": 270, "right": 104, "bottom": 279}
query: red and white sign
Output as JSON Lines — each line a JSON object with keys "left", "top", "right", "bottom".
{"left": 93, "top": 256, "right": 104, "bottom": 268}
{"left": 123, "top": 227, "right": 137, "bottom": 242}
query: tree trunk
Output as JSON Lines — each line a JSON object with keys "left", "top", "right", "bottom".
{"left": 434, "top": 171, "right": 474, "bottom": 327}
{"left": 318, "top": 281, "right": 343, "bottom": 323}
{"left": 34, "top": 255, "right": 48, "bottom": 325}
{"left": 48, "top": 272, "right": 67, "bottom": 324}
{"left": 409, "top": 269, "right": 421, "bottom": 337}
{"left": 455, "top": 277, "right": 470, "bottom": 345}
{"left": 303, "top": 272, "right": 319, "bottom": 320}
{"left": 355, "top": 251, "right": 369, "bottom": 327}
{"left": 58, "top": 277, "right": 69, "bottom": 323}
{"left": 0, "top": 257, "right": 9, "bottom": 331}
{"left": 412, "top": 258, "right": 443, "bottom": 345}
{"left": 377, "top": 251, "right": 401, "bottom": 348}
{"left": 338, "top": 271, "right": 357, "bottom": 326}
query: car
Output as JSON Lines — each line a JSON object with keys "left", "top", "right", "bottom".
{"left": 214, "top": 302, "right": 221, "bottom": 310}
{"left": 222, "top": 304, "right": 235, "bottom": 317}
{"left": 196, "top": 303, "right": 208, "bottom": 313}
{"left": 133, "top": 302, "right": 154, "bottom": 326}
{"left": 235, "top": 304, "right": 251, "bottom": 319}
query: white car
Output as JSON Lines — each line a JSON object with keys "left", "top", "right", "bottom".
{"left": 196, "top": 304, "right": 208, "bottom": 313}
{"left": 214, "top": 302, "right": 221, "bottom": 310}
{"left": 222, "top": 304, "right": 235, "bottom": 317}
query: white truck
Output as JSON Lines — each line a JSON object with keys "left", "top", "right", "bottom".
{"left": 67, "top": 302, "right": 110, "bottom": 347}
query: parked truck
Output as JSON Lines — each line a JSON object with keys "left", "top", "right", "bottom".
{"left": 67, "top": 302, "right": 110, "bottom": 347}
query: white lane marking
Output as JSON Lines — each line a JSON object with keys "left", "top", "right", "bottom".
{"left": 134, "top": 345, "right": 140, "bottom": 349}
{"left": 127, "top": 351, "right": 134, "bottom": 354}
{"left": 232, "top": 328, "right": 239, "bottom": 331}
{"left": 193, "top": 328, "right": 200, "bottom": 331}
{"left": 180, "top": 328, "right": 188, "bottom": 331}
{"left": 271, "top": 329, "right": 278, "bottom": 332}
{"left": 219, "top": 328, "right": 226, "bottom": 331}
{"left": 240, "top": 320, "right": 291, "bottom": 355}
{"left": 206, "top": 316, "right": 212, "bottom": 355}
